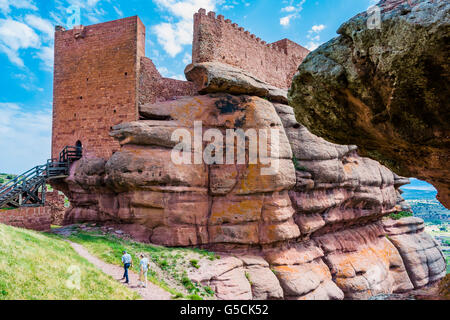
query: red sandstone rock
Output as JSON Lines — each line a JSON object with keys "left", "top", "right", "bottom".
{"left": 184, "top": 62, "right": 289, "bottom": 103}
{"left": 50, "top": 12, "right": 446, "bottom": 300}
{"left": 383, "top": 217, "right": 447, "bottom": 288}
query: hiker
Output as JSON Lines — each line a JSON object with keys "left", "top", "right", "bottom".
{"left": 121, "top": 250, "right": 132, "bottom": 284}
{"left": 138, "top": 253, "right": 149, "bottom": 288}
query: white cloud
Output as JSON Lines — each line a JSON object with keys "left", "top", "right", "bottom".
{"left": 0, "top": 18, "right": 40, "bottom": 67}
{"left": 0, "top": 0, "right": 37, "bottom": 15}
{"left": 0, "top": 15, "right": 56, "bottom": 71}
{"left": 171, "top": 74, "right": 186, "bottom": 80}
{"left": 182, "top": 52, "right": 192, "bottom": 64}
{"left": 157, "top": 65, "right": 186, "bottom": 80}
{"left": 280, "top": 15, "right": 292, "bottom": 27}
{"left": 113, "top": 5, "right": 123, "bottom": 17}
{"left": 306, "top": 23, "right": 326, "bottom": 51}
{"left": 311, "top": 24, "right": 325, "bottom": 32}
{"left": 281, "top": 6, "right": 295, "bottom": 12}
{"left": 280, "top": 0, "right": 306, "bottom": 27}
{"left": 157, "top": 66, "right": 170, "bottom": 76}
{"left": 25, "top": 15, "right": 54, "bottom": 40}
{"left": 0, "top": 19, "right": 40, "bottom": 50}
{"left": 152, "top": 0, "right": 216, "bottom": 57}
{"left": 35, "top": 46, "right": 54, "bottom": 70}
{"left": 0, "top": 103, "right": 52, "bottom": 174}
{"left": 305, "top": 41, "right": 320, "bottom": 51}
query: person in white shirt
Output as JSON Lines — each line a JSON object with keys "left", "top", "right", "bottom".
{"left": 138, "top": 254, "right": 149, "bottom": 288}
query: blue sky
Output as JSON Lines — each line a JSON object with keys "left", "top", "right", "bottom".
{"left": 0, "top": 0, "right": 378, "bottom": 174}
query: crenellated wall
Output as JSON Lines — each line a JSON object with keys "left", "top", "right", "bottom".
{"left": 192, "top": 9, "right": 310, "bottom": 89}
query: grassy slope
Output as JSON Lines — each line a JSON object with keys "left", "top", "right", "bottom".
{"left": 65, "top": 228, "right": 218, "bottom": 299}
{"left": 0, "top": 224, "right": 139, "bottom": 300}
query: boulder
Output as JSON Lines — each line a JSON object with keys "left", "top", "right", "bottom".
{"left": 185, "top": 62, "right": 288, "bottom": 104}
{"left": 58, "top": 55, "right": 447, "bottom": 300}
{"left": 314, "top": 223, "right": 414, "bottom": 299}
{"left": 288, "top": 0, "right": 450, "bottom": 208}
{"left": 383, "top": 217, "right": 447, "bottom": 288}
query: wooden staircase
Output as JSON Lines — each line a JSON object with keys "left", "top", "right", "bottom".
{"left": 0, "top": 146, "right": 82, "bottom": 208}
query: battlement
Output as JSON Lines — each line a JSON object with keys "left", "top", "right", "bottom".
{"left": 193, "top": 9, "right": 309, "bottom": 88}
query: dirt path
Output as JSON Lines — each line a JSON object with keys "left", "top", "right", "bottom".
{"left": 69, "top": 241, "right": 172, "bottom": 300}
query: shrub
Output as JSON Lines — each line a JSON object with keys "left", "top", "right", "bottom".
{"left": 182, "top": 275, "right": 196, "bottom": 292}
{"left": 389, "top": 211, "right": 413, "bottom": 220}
{"left": 190, "top": 259, "right": 200, "bottom": 269}
{"left": 204, "top": 286, "right": 215, "bottom": 296}
{"left": 160, "top": 259, "right": 169, "bottom": 269}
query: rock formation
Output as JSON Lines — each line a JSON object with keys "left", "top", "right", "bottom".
{"left": 383, "top": 217, "right": 446, "bottom": 288}
{"left": 54, "top": 61, "right": 446, "bottom": 299}
{"left": 288, "top": 0, "right": 450, "bottom": 208}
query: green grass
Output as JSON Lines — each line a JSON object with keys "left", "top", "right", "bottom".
{"left": 0, "top": 224, "right": 139, "bottom": 300}
{"left": 64, "top": 228, "right": 219, "bottom": 300}
{"left": 389, "top": 211, "right": 414, "bottom": 220}
{"left": 190, "top": 259, "right": 200, "bottom": 269}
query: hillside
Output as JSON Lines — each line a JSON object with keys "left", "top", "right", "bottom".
{"left": 0, "top": 173, "right": 17, "bottom": 185}
{"left": 0, "top": 224, "right": 138, "bottom": 300}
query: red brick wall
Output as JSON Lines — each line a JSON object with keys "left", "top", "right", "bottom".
{"left": 138, "top": 57, "right": 196, "bottom": 107}
{"left": 52, "top": 16, "right": 145, "bottom": 160}
{"left": 0, "top": 207, "right": 51, "bottom": 232}
{"left": 192, "top": 9, "right": 310, "bottom": 89}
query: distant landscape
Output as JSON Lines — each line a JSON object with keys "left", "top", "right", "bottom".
{"left": 401, "top": 178, "right": 450, "bottom": 273}
{"left": 401, "top": 179, "right": 450, "bottom": 223}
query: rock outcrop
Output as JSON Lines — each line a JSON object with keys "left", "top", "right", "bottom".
{"left": 288, "top": 0, "right": 450, "bottom": 208}
{"left": 383, "top": 217, "right": 447, "bottom": 288}
{"left": 55, "top": 57, "right": 446, "bottom": 300}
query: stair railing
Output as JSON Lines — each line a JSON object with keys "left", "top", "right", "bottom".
{"left": 0, "top": 165, "right": 47, "bottom": 196}
{"left": 0, "top": 145, "right": 82, "bottom": 208}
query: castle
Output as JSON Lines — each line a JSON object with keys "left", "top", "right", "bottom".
{"left": 46, "top": 8, "right": 446, "bottom": 300}
{"left": 51, "top": 10, "right": 309, "bottom": 161}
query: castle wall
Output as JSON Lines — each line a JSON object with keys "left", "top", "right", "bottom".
{"left": 52, "top": 16, "right": 145, "bottom": 160}
{"left": 52, "top": 12, "right": 309, "bottom": 160}
{"left": 138, "top": 57, "right": 196, "bottom": 107}
{"left": 192, "top": 9, "right": 310, "bottom": 89}
{"left": 0, "top": 207, "right": 51, "bottom": 232}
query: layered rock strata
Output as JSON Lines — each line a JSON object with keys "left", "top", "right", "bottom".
{"left": 55, "top": 61, "right": 446, "bottom": 299}
{"left": 288, "top": 0, "right": 450, "bottom": 208}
